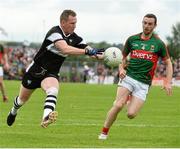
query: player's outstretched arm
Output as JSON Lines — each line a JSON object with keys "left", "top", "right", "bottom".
{"left": 55, "top": 40, "right": 85, "bottom": 55}
{"left": 162, "top": 58, "right": 173, "bottom": 96}
{"left": 55, "top": 40, "right": 104, "bottom": 57}
{"left": 3, "top": 48, "right": 10, "bottom": 71}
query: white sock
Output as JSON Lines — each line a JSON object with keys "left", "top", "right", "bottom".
{"left": 42, "top": 87, "right": 58, "bottom": 120}
{"left": 11, "top": 96, "right": 24, "bottom": 115}
{"left": 43, "top": 109, "right": 52, "bottom": 119}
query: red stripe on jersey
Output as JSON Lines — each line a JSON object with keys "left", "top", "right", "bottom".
{"left": 0, "top": 53, "right": 3, "bottom": 60}
{"left": 149, "top": 60, "right": 158, "bottom": 79}
{"left": 130, "top": 50, "right": 158, "bottom": 62}
{"left": 130, "top": 50, "right": 159, "bottom": 79}
{"left": 0, "top": 53, "right": 3, "bottom": 64}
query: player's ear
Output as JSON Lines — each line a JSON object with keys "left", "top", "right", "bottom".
{"left": 61, "top": 20, "right": 66, "bottom": 26}
{"left": 154, "top": 23, "right": 157, "bottom": 29}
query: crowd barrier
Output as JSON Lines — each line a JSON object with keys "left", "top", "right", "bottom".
{"left": 152, "top": 77, "right": 180, "bottom": 87}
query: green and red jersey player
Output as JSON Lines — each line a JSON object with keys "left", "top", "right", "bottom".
{"left": 123, "top": 33, "right": 169, "bottom": 85}
{"left": 99, "top": 14, "right": 173, "bottom": 140}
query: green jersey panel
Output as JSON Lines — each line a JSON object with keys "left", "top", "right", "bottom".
{"left": 0, "top": 44, "right": 4, "bottom": 53}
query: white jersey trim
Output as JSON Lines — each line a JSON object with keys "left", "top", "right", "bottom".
{"left": 46, "top": 43, "right": 68, "bottom": 57}
{"left": 47, "top": 32, "right": 63, "bottom": 42}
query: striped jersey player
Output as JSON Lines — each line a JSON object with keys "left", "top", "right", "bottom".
{"left": 7, "top": 9, "right": 104, "bottom": 128}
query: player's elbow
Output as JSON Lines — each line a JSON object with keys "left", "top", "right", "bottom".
{"left": 58, "top": 46, "right": 70, "bottom": 55}
{"left": 61, "top": 49, "right": 68, "bottom": 55}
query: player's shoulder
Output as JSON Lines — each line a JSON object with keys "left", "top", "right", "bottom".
{"left": 45, "top": 25, "right": 63, "bottom": 39}
{"left": 70, "top": 32, "right": 83, "bottom": 42}
{"left": 0, "top": 43, "right": 4, "bottom": 51}
{"left": 126, "top": 33, "right": 141, "bottom": 41}
{"left": 48, "top": 25, "right": 61, "bottom": 33}
{"left": 70, "top": 31, "right": 82, "bottom": 37}
{"left": 152, "top": 33, "right": 161, "bottom": 40}
{"left": 152, "top": 34, "right": 166, "bottom": 45}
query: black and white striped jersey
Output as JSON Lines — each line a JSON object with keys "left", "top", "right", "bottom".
{"left": 34, "top": 25, "right": 87, "bottom": 74}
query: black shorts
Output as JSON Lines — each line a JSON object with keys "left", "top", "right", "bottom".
{"left": 22, "top": 63, "right": 59, "bottom": 89}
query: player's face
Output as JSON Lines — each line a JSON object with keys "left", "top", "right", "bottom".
{"left": 142, "top": 17, "right": 156, "bottom": 35}
{"left": 61, "top": 15, "right": 77, "bottom": 35}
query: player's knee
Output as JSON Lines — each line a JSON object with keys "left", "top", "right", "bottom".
{"left": 127, "top": 111, "right": 136, "bottom": 119}
{"left": 46, "top": 87, "right": 58, "bottom": 96}
{"left": 113, "top": 100, "right": 125, "bottom": 110}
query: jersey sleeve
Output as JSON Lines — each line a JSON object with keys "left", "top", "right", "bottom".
{"left": 47, "top": 32, "right": 63, "bottom": 43}
{"left": 159, "top": 41, "right": 170, "bottom": 61}
{"left": 0, "top": 44, "right": 4, "bottom": 53}
{"left": 122, "top": 37, "right": 131, "bottom": 57}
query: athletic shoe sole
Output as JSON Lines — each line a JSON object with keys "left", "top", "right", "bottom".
{"left": 41, "top": 111, "right": 58, "bottom": 128}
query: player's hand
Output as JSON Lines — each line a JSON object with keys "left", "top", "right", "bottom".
{"left": 119, "top": 66, "right": 126, "bottom": 80}
{"left": 3, "top": 63, "right": 10, "bottom": 71}
{"left": 85, "top": 48, "right": 105, "bottom": 56}
{"left": 162, "top": 82, "right": 172, "bottom": 96}
{"left": 90, "top": 54, "right": 104, "bottom": 60}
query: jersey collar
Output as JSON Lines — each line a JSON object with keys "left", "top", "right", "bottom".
{"left": 140, "top": 32, "right": 153, "bottom": 41}
{"left": 59, "top": 25, "right": 71, "bottom": 37}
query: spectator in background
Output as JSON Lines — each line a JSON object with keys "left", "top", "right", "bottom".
{"left": 83, "top": 63, "right": 90, "bottom": 83}
{"left": 97, "top": 64, "right": 105, "bottom": 84}
{"left": 0, "top": 44, "right": 10, "bottom": 102}
{"left": 70, "top": 66, "right": 78, "bottom": 82}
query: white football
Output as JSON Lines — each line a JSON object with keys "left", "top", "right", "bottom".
{"left": 104, "top": 47, "right": 122, "bottom": 67}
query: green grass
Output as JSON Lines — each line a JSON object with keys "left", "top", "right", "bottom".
{"left": 0, "top": 80, "right": 179, "bottom": 147}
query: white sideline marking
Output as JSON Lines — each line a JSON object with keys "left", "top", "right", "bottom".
{"left": 6, "top": 122, "right": 180, "bottom": 128}
{"left": 58, "top": 123, "right": 180, "bottom": 128}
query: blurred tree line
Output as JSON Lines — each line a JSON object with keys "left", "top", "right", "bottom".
{"left": 166, "top": 22, "right": 180, "bottom": 60}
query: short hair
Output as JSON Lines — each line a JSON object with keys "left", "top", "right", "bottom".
{"left": 60, "top": 9, "right": 76, "bottom": 22}
{"left": 144, "top": 13, "right": 157, "bottom": 25}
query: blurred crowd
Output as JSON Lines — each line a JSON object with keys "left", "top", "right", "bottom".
{"left": 155, "top": 58, "right": 180, "bottom": 79}
{"left": 4, "top": 47, "right": 180, "bottom": 84}
{"left": 4, "top": 46, "right": 36, "bottom": 80}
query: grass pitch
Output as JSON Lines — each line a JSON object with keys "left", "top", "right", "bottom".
{"left": 0, "top": 80, "right": 179, "bottom": 148}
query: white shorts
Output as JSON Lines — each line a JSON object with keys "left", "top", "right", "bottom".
{"left": 0, "top": 66, "right": 4, "bottom": 77}
{"left": 118, "top": 75, "right": 149, "bottom": 101}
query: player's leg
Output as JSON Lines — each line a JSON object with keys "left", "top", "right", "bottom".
{"left": 127, "top": 81, "right": 149, "bottom": 119}
{"left": 0, "top": 67, "right": 8, "bottom": 102}
{"left": 126, "top": 96, "right": 144, "bottom": 119}
{"left": 99, "top": 86, "right": 131, "bottom": 139}
{"left": 40, "top": 77, "right": 59, "bottom": 128}
{"left": 104, "top": 87, "right": 131, "bottom": 128}
{"left": 125, "top": 94, "right": 132, "bottom": 108}
{"left": 7, "top": 85, "right": 34, "bottom": 126}
{"left": 0, "top": 76, "right": 8, "bottom": 102}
